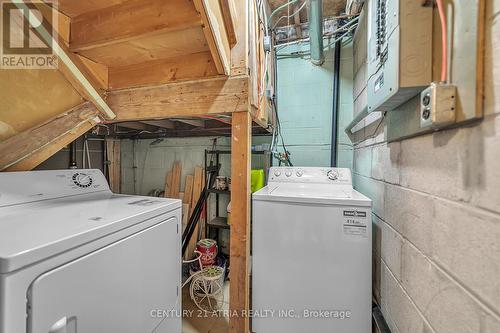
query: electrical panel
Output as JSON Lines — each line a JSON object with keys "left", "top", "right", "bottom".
{"left": 367, "top": 0, "right": 433, "bottom": 112}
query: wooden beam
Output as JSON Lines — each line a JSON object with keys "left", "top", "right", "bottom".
{"left": 193, "top": 0, "right": 231, "bottom": 75}
{"left": 77, "top": 55, "right": 109, "bottom": 90}
{"left": 69, "top": 0, "right": 201, "bottom": 52}
{"left": 38, "top": 1, "right": 109, "bottom": 90}
{"left": 116, "top": 122, "right": 158, "bottom": 132}
{"left": 15, "top": 1, "right": 115, "bottom": 119}
{"left": 0, "top": 103, "right": 100, "bottom": 171}
{"left": 141, "top": 120, "right": 176, "bottom": 129}
{"left": 108, "top": 51, "right": 219, "bottom": 90}
{"left": 230, "top": 0, "right": 248, "bottom": 76}
{"left": 108, "top": 76, "right": 248, "bottom": 121}
{"left": 229, "top": 111, "right": 251, "bottom": 333}
{"left": 170, "top": 162, "right": 182, "bottom": 199}
{"left": 36, "top": 1, "right": 71, "bottom": 45}
{"left": 294, "top": 3, "right": 303, "bottom": 39}
{"left": 174, "top": 119, "right": 205, "bottom": 127}
{"left": 106, "top": 139, "right": 121, "bottom": 193}
{"left": 219, "top": 0, "right": 237, "bottom": 47}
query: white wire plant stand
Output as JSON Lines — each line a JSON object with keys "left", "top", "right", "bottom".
{"left": 182, "top": 251, "right": 226, "bottom": 313}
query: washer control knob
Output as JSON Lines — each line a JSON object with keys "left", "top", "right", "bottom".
{"left": 274, "top": 170, "right": 281, "bottom": 177}
{"left": 296, "top": 169, "right": 304, "bottom": 177}
{"left": 285, "top": 170, "right": 292, "bottom": 177}
{"left": 327, "top": 170, "right": 339, "bottom": 181}
{"left": 72, "top": 172, "right": 93, "bottom": 188}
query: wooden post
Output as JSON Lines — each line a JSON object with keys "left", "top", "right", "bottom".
{"left": 229, "top": 111, "right": 251, "bottom": 333}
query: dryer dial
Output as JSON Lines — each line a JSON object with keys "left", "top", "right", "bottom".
{"left": 327, "top": 170, "right": 339, "bottom": 181}
{"left": 72, "top": 173, "right": 93, "bottom": 188}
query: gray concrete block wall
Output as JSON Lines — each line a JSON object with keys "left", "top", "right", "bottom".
{"left": 352, "top": 1, "right": 500, "bottom": 331}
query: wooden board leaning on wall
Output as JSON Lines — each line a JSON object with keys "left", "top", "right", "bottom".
{"left": 163, "top": 162, "right": 205, "bottom": 260}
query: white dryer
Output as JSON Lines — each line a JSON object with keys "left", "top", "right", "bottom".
{"left": 0, "top": 169, "right": 182, "bottom": 333}
{"left": 252, "top": 167, "right": 372, "bottom": 333}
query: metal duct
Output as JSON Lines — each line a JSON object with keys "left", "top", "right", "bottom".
{"left": 309, "top": 0, "right": 324, "bottom": 66}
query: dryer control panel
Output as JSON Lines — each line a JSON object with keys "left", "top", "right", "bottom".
{"left": 268, "top": 167, "right": 352, "bottom": 185}
{"left": 0, "top": 169, "right": 110, "bottom": 207}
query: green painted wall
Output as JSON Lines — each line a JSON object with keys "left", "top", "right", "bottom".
{"left": 274, "top": 38, "right": 354, "bottom": 168}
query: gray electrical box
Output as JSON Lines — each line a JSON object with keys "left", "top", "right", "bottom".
{"left": 367, "top": 0, "right": 433, "bottom": 113}
{"left": 420, "top": 83, "right": 457, "bottom": 129}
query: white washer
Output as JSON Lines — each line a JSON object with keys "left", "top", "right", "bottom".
{"left": 252, "top": 167, "right": 372, "bottom": 333}
{"left": 0, "top": 169, "right": 182, "bottom": 333}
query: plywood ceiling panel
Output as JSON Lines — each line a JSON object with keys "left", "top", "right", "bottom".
{"left": 76, "top": 27, "right": 209, "bottom": 67}
{"left": 108, "top": 51, "right": 219, "bottom": 89}
{"left": 0, "top": 69, "right": 83, "bottom": 141}
{"left": 70, "top": 0, "right": 201, "bottom": 52}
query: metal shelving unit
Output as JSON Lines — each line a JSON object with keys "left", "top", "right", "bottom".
{"left": 204, "top": 149, "right": 271, "bottom": 239}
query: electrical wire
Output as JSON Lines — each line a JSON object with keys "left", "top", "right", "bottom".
{"left": 435, "top": 0, "right": 448, "bottom": 83}
{"left": 255, "top": 0, "right": 266, "bottom": 31}
{"left": 267, "top": 7, "right": 361, "bottom": 168}
{"left": 274, "top": 16, "right": 359, "bottom": 52}
{"left": 268, "top": 0, "right": 300, "bottom": 22}
{"left": 362, "top": 112, "right": 387, "bottom": 142}
{"left": 270, "top": 98, "right": 293, "bottom": 166}
{"left": 276, "top": 23, "right": 358, "bottom": 58}
{"left": 272, "top": 0, "right": 307, "bottom": 30}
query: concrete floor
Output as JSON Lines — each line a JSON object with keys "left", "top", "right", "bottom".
{"left": 182, "top": 281, "right": 230, "bottom": 333}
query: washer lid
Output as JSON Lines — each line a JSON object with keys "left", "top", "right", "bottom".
{"left": 253, "top": 183, "right": 371, "bottom": 206}
{"left": 0, "top": 192, "right": 181, "bottom": 274}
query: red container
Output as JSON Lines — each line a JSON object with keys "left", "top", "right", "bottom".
{"left": 196, "top": 239, "right": 218, "bottom": 266}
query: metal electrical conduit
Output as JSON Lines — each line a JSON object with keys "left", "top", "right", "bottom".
{"left": 331, "top": 39, "right": 341, "bottom": 167}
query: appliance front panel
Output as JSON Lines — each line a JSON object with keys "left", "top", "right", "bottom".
{"left": 252, "top": 199, "right": 372, "bottom": 332}
{"left": 0, "top": 169, "right": 110, "bottom": 208}
{"left": 27, "top": 218, "right": 181, "bottom": 333}
{"left": 268, "top": 167, "right": 352, "bottom": 185}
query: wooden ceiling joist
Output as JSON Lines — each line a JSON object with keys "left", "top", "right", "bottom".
{"left": 15, "top": 1, "right": 115, "bottom": 119}
{"left": 193, "top": 0, "right": 232, "bottom": 75}
{"left": 108, "top": 51, "right": 219, "bottom": 90}
{"left": 174, "top": 119, "right": 205, "bottom": 127}
{"left": 0, "top": 103, "right": 100, "bottom": 171}
{"left": 69, "top": 0, "right": 201, "bottom": 52}
{"left": 219, "top": 0, "right": 237, "bottom": 47}
{"left": 75, "top": 27, "right": 209, "bottom": 68}
{"left": 108, "top": 76, "right": 248, "bottom": 121}
{"left": 76, "top": 55, "right": 109, "bottom": 91}
{"left": 141, "top": 120, "right": 176, "bottom": 130}
{"left": 294, "top": 3, "right": 303, "bottom": 39}
{"left": 116, "top": 122, "right": 158, "bottom": 132}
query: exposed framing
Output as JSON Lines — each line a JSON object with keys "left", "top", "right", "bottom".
{"left": 229, "top": 111, "right": 252, "bottom": 332}
{"left": 4, "top": 2, "right": 267, "bottom": 332}
{"left": 0, "top": 103, "right": 100, "bottom": 171}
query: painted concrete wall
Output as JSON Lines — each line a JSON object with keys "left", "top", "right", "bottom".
{"left": 120, "top": 137, "right": 231, "bottom": 196}
{"left": 275, "top": 39, "right": 353, "bottom": 168}
{"left": 36, "top": 137, "right": 104, "bottom": 172}
{"left": 337, "top": 42, "right": 355, "bottom": 169}
{"left": 120, "top": 137, "right": 271, "bottom": 196}
{"left": 351, "top": 1, "right": 500, "bottom": 331}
